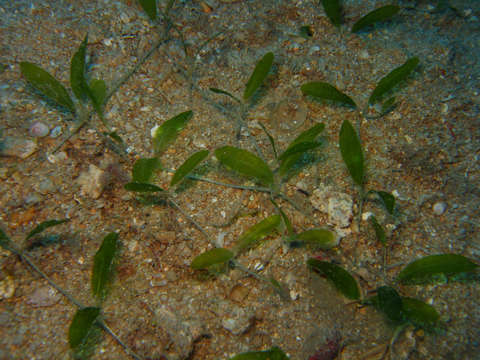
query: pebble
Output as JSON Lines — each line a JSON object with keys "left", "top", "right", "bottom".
{"left": 433, "top": 201, "right": 447, "bottom": 215}
{"left": 26, "top": 285, "right": 61, "bottom": 307}
{"left": 310, "top": 184, "right": 353, "bottom": 228}
{"left": 77, "top": 164, "right": 109, "bottom": 199}
{"left": 29, "top": 121, "right": 49, "bottom": 137}
{"left": 0, "top": 136, "right": 37, "bottom": 159}
{"left": 0, "top": 275, "right": 15, "bottom": 299}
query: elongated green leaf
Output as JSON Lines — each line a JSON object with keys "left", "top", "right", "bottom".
{"left": 209, "top": 87, "right": 240, "bottom": 102}
{"left": 229, "top": 346, "right": 289, "bottom": 360}
{"left": 352, "top": 5, "right": 400, "bottom": 33}
{"left": 92, "top": 232, "right": 118, "bottom": 301}
{"left": 0, "top": 228, "right": 14, "bottom": 252}
{"left": 171, "top": 150, "right": 209, "bottom": 187}
{"left": 88, "top": 78, "right": 107, "bottom": 119}
{"left": 376, "top": 190, "right": 395, "bottom": 214}
{"left": 69, "top": 307, "right": 101, "bottom": 349}
{"left": 321, "top": 0, "right": 343, "bottom": 27}
{"left": 132, "top": 157, "right": 161, "bottom": 183}
{"left": 307, "top": 259, "right": 361, "bottom": 300}
{"left": 106, "top": 131, "right": 124, "bottom": 144}
{"left": 70, "top": 35, "right": 89, "bottom": 101}
{"left": 297, "top": 229, "right": 337, "bottom": 249}
{"left": 369, "top": 57, "right": 419, "bottom": 105}
{"left": 398, "top": 254, "right": 478, "bottom": 284}
{"left": 20, "top": 62, "right": 75, "bottom": 113}
{"left": 191, "top": 248, "right": 234, "bottom": 269}
{"left": 401, "top": 297, "right": 440, "bottom": 329}
{"left": 301, "top": 82, "right": 356, "bottom": 108}
{"left": 244, "top": 52, "right": 274, "bottom": 101}
{"left": 377, "top": 286, "right": 404, "bottom": 323}
{"left": 139, "top": 0, "right": 157, "bottom": 21}
{"left": 278, "top": 123, "right": 325, "bottom": 176}
{"left": 124, "top": 182, "right": 164, "bottom": 192}
{"left": 258, "top": 122, "right": 277, "bottom": 158}
{"left": 215, "top": 146, "right": 274, "bottom": 186}
{"left": 270, "top": 199, "right": 294, "bottom": 237}
{"left": 340, "top": 120, "right": 364, "bottom": 186}
{"left": 278, "top": 141, "right": 321, "bottom": 161}
{"left": 369, "top": 215, "right": 386, "bottom": 246}
{"left": 26, "top": 219, "right": 69, "bottom": 241}
{"left": 152, "top": 110, "right": 193, "bottom": 155}
{"left": 235, "top": 215, "right": 281, "bottom": 254}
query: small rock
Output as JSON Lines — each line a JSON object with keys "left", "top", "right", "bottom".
{"left": 221, "top": 306, "right": 254, "bottom": 335}
{"left": 433, "top": 201, "right": 447, "bottom": 215}
{"left": 0, "top": 136, "right": 37, "bottom": 159}
{"left": 77, "top": 164, "right": 109, "bottom": 199}
{"left": 29, "top": 121, "right": 49, "bottom": 137}
{"left": 0, "top": 275, "right": 15, "bottom": 299}
{"left": 310, "top": 184, "right": 353, "bottom": 228}
{"left": 26, "top": 285, "right": 61, "bottom": 307}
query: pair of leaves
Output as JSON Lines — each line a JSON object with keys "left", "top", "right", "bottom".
{"left": 191, "top": 215, "right": 281, "bottom": 270}
{"left": 398, "top": 254, "right": 478, "bottom": 284}
{"left": 369, "top": 286, "right": 440, "bottom": 328}
{"left": 210, "top": 52, "right": 274, "bottom": 102}
{"left": 229, "top": 346, "right": 289, "bottom": 360}
{"left": 302, "top": 57, "right": 419, "bottom": 109}
{"left": 307, "top": 258, "right": 361, "bottom": 300}
{"left": 21, "top": 35, "right": 107, "bottom": 119}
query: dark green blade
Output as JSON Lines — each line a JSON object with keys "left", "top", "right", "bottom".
{"left": 132, "top": 157, "right": 161, "bottom": 183}
{"left": 321, "top": 0, "right": 343, "bottom": 27}
{"left": 152, "top": 110, "right": 193, "bottom": 155}
{"left": 296, "top": 229, "right": 337, "bottom": 249}
{"left": 91, "top": 232, "right": 118, "bottom": 301}
{"left": 209, "top": 87, "right": 240, "bottom": 102}
{"left": 215, "top": 146, "right": 274, "bottom": 187}
{"left": 352, "top": 5, "right": 400, "bottom": 33}
{"left": 26, "top": 219, "right": 70, "bottom": 241}
{"left": 124, "top": 182, "right": 164, "bottom": 192}
{"left": 398, "top": 254, "right": 478, "bottom": 284}
{"left": 402, "top": 297, "right": 441, "bottom": 329}
{"left": 171, "top": 150, "right": 209, "bottom": 187}
{"left": 377, "top": 286, "right": 404, "bottom": 323}
{"left": 191, "top": 248, "right": 234, "bottom": 269}
{"left": 301, "top": 81, "right": 356, "bottom": 108}
{"left": 20, "top": 62, "right": 75, "bottom": 114}
{"left": 339, "top": 120, "right": 364, "bottom": 186}
{"left": 70, "top": 35, "right": 89, "bottom": 101}
{"left": 307, "top": 258, "right": 361, "bottom": 300}
{"left": 68, "top": 307, "right": 101, "bottom": 349}
{"left": 138, "top": 0, "right": 157, "bottom": 21}
{"left": 369, "top": 57, "right": 419, "bottom": 105}
{"left": 234, "top": 215, "right": 281, "bottom": 254}
{"left": 244, "top": 52, "right": 274, "bottom": 101}
{"left": 229, "top": 346, "right": 289, "bottom": 360}
{"left": 369, "top": 215, "right": 387, "bottom": 246}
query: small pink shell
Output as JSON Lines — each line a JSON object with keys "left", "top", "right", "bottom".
{"left": 29, "top": 121, "right": 50, "bottom": 137}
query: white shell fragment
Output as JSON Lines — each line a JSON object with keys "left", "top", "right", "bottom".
{"left": 310, "top": 184, "right": 353, "bottom": 228}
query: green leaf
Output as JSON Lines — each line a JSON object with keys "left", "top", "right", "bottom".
{"left": 258, "top": 122, "right": 277, "bottom": 159}
{"left": 138, "top": 0, "right": 157, "bottom": 21}
{"left": 278, "top": 141, "right": 322, "bottom": 161}
{"left": 229, "top": 346, "right": 289, "bottom": 360}
{"left": 106, "top": 131, "right": 124, "bottom": 144}
{"left": 297, "top": 229, "right": 337, "bottom": 249}
{"left": 301, "top": 82, "right": 356, "bottom": 108}
{"left": 0, "top": 228, "right": 14, "bottom": 252}
{"left": 381, "top": 96, "right": 396, "bottom": 114}
{"left": 88, "top": 78, "right": 107, "bottom": 119}
{"left": 132, "top": 157, "right": 161, "bottom": 183}
{"left": 398, "top": 254, "right": 478, "bottom": 284}
{"left": 26, "top": 219, "right": 69, "bottom": 241}
{"left": 124, "top": 182, "right": 164, "bottom": 193}
{"left": 377, "top": 286, "right": 404, "bottom": 323}
{"left": 369, "top": 215, "right": 386, "bottom": 246}
{"left": 307, "top": 259, "right": 361, "bottom": 300}
{"left": 270, "top": 199, "right": 294, "bottom": 237}
{"left": 369, "top": 57, "right": 419, "bottom": 105}
{"left": 376, "top": 190, "right": 395, "bottom": 214}
{"left": 152, "top": 110, "right": 193, "bottom": 155}
{"left": 243, "top": 52, "right": 274, "bottom": 101}
{"left": 171, "top": 150, "right": 209, "bottom": 187}
{"left": 92, "top": 232, "right": 118, "bottom": 301}
{"left": 209, "top": 87, "right": 240, "bottom": 102}
{"left": 70, "top": 35, "right": 89, "bottom": 101}
{"left": 321, "top": 0, "right": 343, "bottom": 27}
{"left": 401, "top": 297, "right": 440, "bottom": 329}
{"left": 215, "top": 146, "right": 274, "bottom": 187}
{"left": 339, "top": 120, "right": 364, "bottom": 186}
{"left": 278, "top": 123, "right": 325, "bottom": 176}
{"left": 20, "top": 62, "right": 75, "bottom": 114}
{"left": 351, "top": 5, "right": 400, "bottom": 33}
{"left": 69, "top": 307, "right": 101, "bottom": 349}
{"left": 235, "top": 215, "right": 281, "bottom": 254}
{"left": 191, "top": 248, "right": 234, "bottom": 269}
